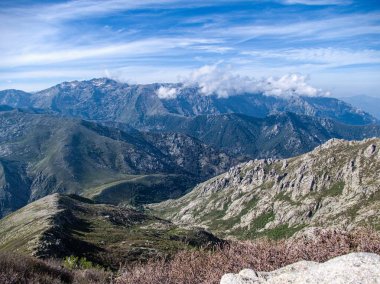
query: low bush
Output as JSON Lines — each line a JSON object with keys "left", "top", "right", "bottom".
{"left": 63, "top": 256, "right": 100, "bottom": 270}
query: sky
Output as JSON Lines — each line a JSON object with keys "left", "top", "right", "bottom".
{"left": 0, "top": 0, "right": 379, "bottom": 97}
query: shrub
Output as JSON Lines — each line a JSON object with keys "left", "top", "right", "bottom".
{"left": 63, "top": 255, "right": 100, "bottom": 270}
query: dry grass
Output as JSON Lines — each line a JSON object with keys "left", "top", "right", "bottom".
{"left": 116, "top": 228, "right": 380, "bottom": 284}
{"left": 0, "top": 252, "right": 72, "bottom": 284}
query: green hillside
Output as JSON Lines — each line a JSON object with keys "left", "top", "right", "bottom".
{"left": 0, "top": 194, "right": 221, "bottom": 269}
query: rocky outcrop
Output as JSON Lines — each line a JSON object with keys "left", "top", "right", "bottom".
{"left": 220, "top": 253, "right": 380, "bottom": 284}
{"left": 152, "top": 138, "right": 380, "bottom": 239}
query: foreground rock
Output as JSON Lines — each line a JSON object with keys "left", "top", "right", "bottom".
{"left": 221, "top": 253, "right": 380, "bottom": 284}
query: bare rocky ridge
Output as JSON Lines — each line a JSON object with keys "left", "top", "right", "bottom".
{"left": 152, "top": 138, "right": 380, "bottom": 239}
{"left": 220, "top": 253, "right": 380, "bottom": 284}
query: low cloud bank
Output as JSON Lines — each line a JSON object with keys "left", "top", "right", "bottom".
{"left": 155, "top": 64, "right": 329, "bottom": 99}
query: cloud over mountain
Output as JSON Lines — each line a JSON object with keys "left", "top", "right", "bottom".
{"left": 156, "top": 86, "right": 179, "bottom": 99}
{"left": 181, "top": 64, "right": 328, "bottom": 98}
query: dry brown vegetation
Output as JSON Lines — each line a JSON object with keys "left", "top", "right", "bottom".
{"left": 0, "top": 252, "right": 111, "bottom": 284}
{"left": 116, "top": 228, "right": 380, "bottom": 284}
{"left": 1, "top": 228, "right": 379, "bottom": 284}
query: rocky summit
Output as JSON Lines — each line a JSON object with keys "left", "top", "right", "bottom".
{"left": 220, "top": 253, "right": 380, "bottom": 284}
{"left": 152, "top": 138, "right": 380, "bottom": 239}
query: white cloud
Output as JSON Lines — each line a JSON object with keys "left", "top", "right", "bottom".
{"left": 182, "top": 64, "right": 328, "bottom": 98}
{"left": 0, "top": 38, "right": 219, "bottom": 68}
{"left": 156, "top": 86, "right": 179, "bottom": 99}
{"left": 258, "top": 74, "right": 328, "bottom": 97}
{"left": 183, "top": 64, "right": 257, "bottom": 98}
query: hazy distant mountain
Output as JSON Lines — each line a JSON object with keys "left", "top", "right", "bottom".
{"left": 341, "top": 95, "right": 380, "bottom": 120}
{"left": 0, "top": 108, "right": 233, "bottom": 218}
{"left": 0, "top": 78, "right": 377, "bottom": 126}
{"left": 143, "top": 112, "right": 380, "bottom": 158}
{"left": 0, "top": 89, "right": 32, "bottom": 108}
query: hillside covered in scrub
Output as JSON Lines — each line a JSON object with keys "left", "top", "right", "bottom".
{"left": 1, "top": 228, "right": 380, "bottom": 284}
{"left": 152, "top": 138, "right": 380, "bottom": 239}
{"left": 0, "top": 194, "right": 220, "bottom": 269}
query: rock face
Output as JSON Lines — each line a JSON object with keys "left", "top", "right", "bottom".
{"left": 152, "top": 138, "right": 380, "bottom": 239}
{"left": 220, "top": 253, "right": 380, "bottom": 284}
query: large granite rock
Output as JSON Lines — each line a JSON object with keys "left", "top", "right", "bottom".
{"left": 221, "top": 253, "right": 380, "bottom": 284}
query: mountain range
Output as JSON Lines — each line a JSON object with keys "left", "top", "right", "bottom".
{"left": 0, "top": 77, "right": 379, "bottom": 279}
{"left": 0, "top": 78, "right": 379, "bottom": 219}
{"left": 141, "top": 112, "right": 380, "bottom": 158}
{"left": 0, "top": 78, "right": 377, "bottom": 128}
{"left": 1, "top": 106, "right": 379, "bottom": 219}
{"left": 0, "top": 107, "right": 234, "bottom": 218}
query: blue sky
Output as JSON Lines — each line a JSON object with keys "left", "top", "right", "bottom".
{"left": 0, "top": 0, "right": 379, "bottom": 97}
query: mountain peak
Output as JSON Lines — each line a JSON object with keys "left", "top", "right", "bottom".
{"left": 87, "top": 77, "right": 121, "bottom": 86}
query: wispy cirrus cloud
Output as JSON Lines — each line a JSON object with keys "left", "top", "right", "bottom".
{"left": 280, "top": 0, "right": 352, "bottom": 5}
{"left": 0, "top": 38, "right": 221, "bottom": 68}
{"left": 242, "top": 48, "right": 380, "bottom": 68}
{"left": 0, "top": 0, "right": 379, "bottom": 97}
{"left": 212, "top": 12, "right": 380, "bottom": 42}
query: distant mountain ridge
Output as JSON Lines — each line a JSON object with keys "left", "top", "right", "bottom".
{"left": 1, "top": 101, "right": 379, "bottom": 219}
{"left": 142, "top": 112, "right": 380, "bottom": 158}
{"left": 341, "top": 95, "right": 380, "bottom": 120}
{"left": 0, "top": 78, "right": 377, "bottom": 126}
{"left": 0, "top": 107, "right": 234, "bottom": 218}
